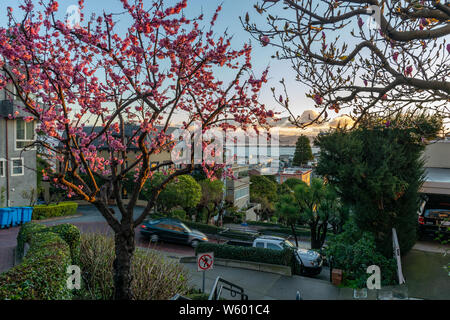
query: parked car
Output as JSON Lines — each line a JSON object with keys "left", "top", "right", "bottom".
{"left": 226, "top": 235, "right": 323, "bottom": 276}
{"left": 419, "top": 205, "right": 450, "bottom": 238}
{"left": 139, "top": 218, "right": 208, "bottom": 248}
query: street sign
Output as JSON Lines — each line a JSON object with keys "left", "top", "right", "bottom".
{"left": 197, "top": 252, "right": 214, "bottom": 272}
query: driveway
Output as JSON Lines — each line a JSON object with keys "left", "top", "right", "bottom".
{"left": 402, "top": 249, "right": 450, "bottom": 300}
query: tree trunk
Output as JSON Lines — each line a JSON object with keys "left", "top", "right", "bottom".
{"left": 205, "top": 208, "right": 212, "bottom": 225}
{"left": 310, "top": 237, "right": 322, "bottom": 250}
{"left": 319, "top": 223, "right": 328, "bottom": 248}
{"left": 310, "top": 222, "right": 320, "bottom": 249}
{"left": 113, "top": 228, "right": 135, "bottom": 300}
{"left": 290, "top": 223, "right": 299, "bottom": 247}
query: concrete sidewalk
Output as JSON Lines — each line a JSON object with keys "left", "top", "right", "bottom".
{"left": 180, "top": 262, "right": 341, "bottom": 300}
{"left": 0, "top": 227, "right": 19, "bottom": 274}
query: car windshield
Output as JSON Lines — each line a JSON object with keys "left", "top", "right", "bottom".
{"left": 179, "top": 222, "right": 191, "bottom": 233}
{"left": 282, "top": 240, "right": 295, "bottom": 248}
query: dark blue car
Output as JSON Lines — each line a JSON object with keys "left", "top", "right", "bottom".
{"left": 139, "top": 218, "right": 208, "bottom": 248}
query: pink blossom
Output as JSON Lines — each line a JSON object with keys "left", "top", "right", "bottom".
{"left": 358, "top": 17, "right": 364, "bottom": 28}
{"left": 313, "top": 94, "right": 323, "bottom": 105}
{"left": 393, "top": 52, "right": 399, "bottom": 62}
{"left": 405, "top": 66, "right": 413, "bottom": 76}
{"left": 260, "top": 36, "right": 270, "bottom": 47}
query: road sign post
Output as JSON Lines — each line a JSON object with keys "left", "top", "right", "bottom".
{"left": 197, "top": 252, "right": 214, "bottom": 293}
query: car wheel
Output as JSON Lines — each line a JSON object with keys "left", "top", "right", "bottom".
{"left": 150, "top": 234, "right": 159, "bottom": 243}
{"left": 191, "top": 240, "right": 200, "bottom": 248}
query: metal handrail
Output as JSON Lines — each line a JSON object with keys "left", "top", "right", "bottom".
{"left": 208, "top": 276, "right": 248, "bottom": 300}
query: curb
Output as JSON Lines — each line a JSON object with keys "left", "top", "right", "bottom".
{"left": 32, "top": 214, "right": 83, "bottom": 223}
{"left": 179, "top": 256, "right": 292, "bottom": 276}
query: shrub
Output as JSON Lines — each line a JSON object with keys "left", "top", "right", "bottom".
{"left": 16, "top": 222, "right": 47, "bottom": 258}
{"left": 235, "top": 211, "right": 246, "bottom": 224}
{"left": 16, "top": 222, "right": 81, "bottom": 264}
{"left": 170, "top": 209, "right": 187, "bottom": 221}
{"left": 325, "top": 219, "right": 397, "bottom": 288}
{"left": 78, "top": 233, "right": 189, "bottom": 300}
{"left": 270, "top": 216, "right": 279, "bottom": 224}
{"left": 182, "top": 220, "right": 257, "bottom": 241}
{"left": 195, "top": 242, "right": 293, "bottom": 267}
{"left": 183, "top": 220, "right": 223, "bottom": 235}
{"left": 47, "top": 224, "right": 81, "bottom": 265}
{"left": 219, "top": 230, "right": 258, "bottom": 241}
{"left": 260, "top": 226, "right": 311, "bottom": 238}
{"left": 247, "top": 221, "right": 281, "bottom": 227}
{"left": 222, "top": 215, "right": 235, "bottom": 224}
{"left": 32, "top": 201, "right": 78, "bottom": 220}
{"left": 0, "top": 228, "right": 72, "bottom": 299}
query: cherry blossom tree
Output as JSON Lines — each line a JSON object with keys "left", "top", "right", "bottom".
{"left": 0, "top": 0, "right": 271, "bottom": 299}
{"left": 243, "top": 0, "right": 450, "bottom": 127}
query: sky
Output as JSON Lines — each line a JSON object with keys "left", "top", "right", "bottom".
{"left": 0, "top": 0, "right": 357, "bottom": 133}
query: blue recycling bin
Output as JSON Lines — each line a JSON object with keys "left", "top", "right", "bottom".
{"left": 0, "top": 208, "right": 13, "bottom": 228}
{"left": 22, "top": 207, "right": 33, "bottom": 223}
{"left": 13, "top": 207, "right": 23, "bottom": 225}
{"left": 8, "top": 207, "right": 21, "bottom": 226}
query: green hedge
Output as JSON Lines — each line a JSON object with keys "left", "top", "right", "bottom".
{"left": 17, "top": 222, "right": 81, "bottom": 264}
{"left": 195, "top": 242, "right": 293, "bottom": 267}
{"left": 32, "top": 202, "right": 79, "bottom": 220}
{"left": 183, "top": 220, "right": 223, "bottom": 234}
{"left": 0, "top": 227, "right": 73, "bottom": 299}
{"left": 47, "top": 224, "right": 81, "bottom": 265}
{"left": 16, "top": 222, "right": 47, "bottom": 258}
{"left": 260, "top": 227, "right": 311, "bottom": 238}
{"left": 247, "top": 221, "right": 283, "bottom": 228}
{"left": 148, "top": 216, "right": 259, "bottom": 241}
{"left": 182, "top": 220, "right": 257, "bottom": 241}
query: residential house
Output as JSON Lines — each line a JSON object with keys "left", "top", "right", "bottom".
{"left": 277, "top": 167, "right": 312, "bottom": 185}
{"left": 421, "top": 139, "right": 450, "bottom": 197}
{"left": 0, "top": 85, "right": 37, "bottom": 207}
{"left": 225, "top": 164, "right": 250, "bottom": 210}
{"left": 55, "top": 124, "right": 176, "bottom": 199}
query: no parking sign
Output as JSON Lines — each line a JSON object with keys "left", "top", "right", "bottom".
{"left": 197, "top": 252, "right": 214, "bottom": 272}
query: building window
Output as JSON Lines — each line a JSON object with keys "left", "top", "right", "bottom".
{"left": 234, "top": 186, "right": 249, "bottom": 200}
{"left": 0, "top": 159, "right": 5, "bottom": 177}
{"left": 16, "top": 119, "right": 35, "bottom": 149}
{"left": 11, "top": 158, "right": 24, "bottom": 176}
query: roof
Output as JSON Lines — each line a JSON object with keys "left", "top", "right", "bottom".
{"left": 425, "top": 168, "right": 450, "bottom": 184}
{"left": 0, "top": 100, "right": 36, "bottom": 119}
{"left": 58, "top": 124, "right": 178, "bottom": 150}
{"left": 279, "top": 167, "right": 312, "bottom": 175}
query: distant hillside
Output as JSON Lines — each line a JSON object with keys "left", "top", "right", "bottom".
{"left": 279, "top": 134, "right": 316, "bottom": 146}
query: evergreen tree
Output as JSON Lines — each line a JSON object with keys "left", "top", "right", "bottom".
{"left": 293, "top": 135, "right": 313, "bottom": 167}
{"left": 315, "top": 115, "right": 442, "bottom": 257}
